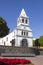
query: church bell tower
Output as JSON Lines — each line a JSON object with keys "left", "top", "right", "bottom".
{"left": 17, "top": 9, "right": 29, "bottom": 26}
{"left": 15, "top": 9, "right": 33, "bottom": 47}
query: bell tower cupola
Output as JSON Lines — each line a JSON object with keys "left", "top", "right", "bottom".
{"left": 17, "top": 9, "right": 29, "bottom": 26}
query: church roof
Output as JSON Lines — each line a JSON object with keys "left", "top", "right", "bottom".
{"left": 19, "top": 9, "right": 28, "bottom": 18}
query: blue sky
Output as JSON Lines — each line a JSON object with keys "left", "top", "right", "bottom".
{"left": 0, "top": 0, "right": 43, "bottom": 38}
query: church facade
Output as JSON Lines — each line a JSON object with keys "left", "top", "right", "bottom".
{"left": 0, "top": 9, "right": 33, "bottom": 47}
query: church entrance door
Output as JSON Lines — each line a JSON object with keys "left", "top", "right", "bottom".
{"left": 21, "top": 39, "right": 28, "bottom": 47}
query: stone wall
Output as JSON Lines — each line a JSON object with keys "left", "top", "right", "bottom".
{"left": 0, "top": 45, "right": 41, "bottom": 57}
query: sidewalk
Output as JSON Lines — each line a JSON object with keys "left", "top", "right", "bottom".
{"left": 11, "top": 55, "right": 43, "bottom": 65}
{"left": 18, "top": 55, "right": 43, "bottom": 65}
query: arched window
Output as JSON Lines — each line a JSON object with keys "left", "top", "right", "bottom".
{"left": 25, "top": 19, "right": 27, "bottom": 23}
{"left": 22, "top": 19, "right": 24, "bottom": 23}
{"left": 26, "top": 32, "right": 28, "bottom": 36}
{"left": 6, "top": 37, "right": 8, "bottom": 41}
{"left": 24, "top": 32, "right": 25, "bottom": 35}
{"left": 22, "top": 31, "right": 23, "bottom": 35}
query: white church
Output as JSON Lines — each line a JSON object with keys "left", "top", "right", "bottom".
{"left": 0, "top": 9, "right": 33, "bottom": 47}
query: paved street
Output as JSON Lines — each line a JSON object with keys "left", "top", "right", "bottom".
{"left": 25, "top": 55, "right": 43, "bottom": 65}
{"left": 14, "top": 55, "right": 43, "bottom": 65}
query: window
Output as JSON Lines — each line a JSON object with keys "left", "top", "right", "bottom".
{"left": 26, "top": 32, "right": 28, "bottom": 36}
{"left": 22, "top": 31, "right": 23, "bottom": 35}
{"left": 25, "top": 19, "right": 27, "bottom": 23}
{"left": 22, "top": 31, "right": 25, "bottom": 36}
{"left": 22, "top": 19, "right": 24, "bottom": 23}
{"left": 24, "top": 32, "right": 25, "bottom": 35}
{"left": 6, "top": 37, "right": 8, "bottom": 41}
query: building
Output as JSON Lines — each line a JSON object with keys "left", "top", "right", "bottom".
{"left": 0, "top": 9, "right": 33, "bottom": 47}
